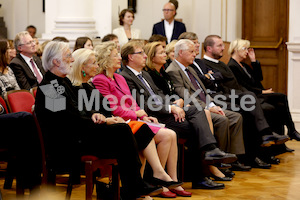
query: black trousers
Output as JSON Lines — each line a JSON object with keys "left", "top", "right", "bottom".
{"left": 258, "top": 92, "right": 295, "bottom": 134}
{"left": 1, "top": 112, "right": 42, "bottom": 190}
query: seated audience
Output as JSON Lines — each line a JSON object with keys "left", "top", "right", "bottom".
{"left": 102, "top": 33, "right": 121, "bottom": 52}
{"left": 52, "top": 36, "right": 69, "bottom": 42}
{"left": 113, "top": 9, "right": 141, "bottom": 48}
{"left": 148, "top": 34, "right": 167, "bottom": 49}
{"left": 73, "top": 36, "right": 94, "bottom": 51}
{"left": 9, "top": 31, "right": 45, "bottom": 90}
{"left": 227, "top": 39, "right": 300, "bottom": 141}
{"left": 26, "top": 25, "right": 37, "bottom": 38}
{"left": 0, "top": 39, "right": 20, "bottom": 97}
{"left": 143, "top": 41, "right": 234, "bottom": 181}
{"left": 7, "top": 40, "right": 16, "bottom": 63}
{"left": 202, "top": 35, "right": 291, "bottom": 162}
{"left": 35, "top": 41, "right": 163, "bottom": 200}
{"left": 91, "top": 42, "right": 190, "bottom": 197}
{"left": 165, "top": 40, "right": 177, "bottom": 68}
{"left": 119, "top": 40, "right": 238, "bottom": 190}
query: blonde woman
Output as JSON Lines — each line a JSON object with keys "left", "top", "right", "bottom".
{"left": 165, "top": 40, "right": 177, "bottom": 68}
{"left": 69, "top": 48, "right": 182, "bottom": 199}
{"left": 92, "top": 42, "right": 190, "bottom": 197}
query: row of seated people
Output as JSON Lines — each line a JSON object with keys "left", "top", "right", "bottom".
{"left": 33, "top": 40, "right": 243, "bottom": 200}
{"left": 1, "top": 30, "right": 299, "bottom": 199}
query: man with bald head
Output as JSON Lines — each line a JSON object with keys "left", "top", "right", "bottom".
{"left": 152, "top": 1, "right": 186, "bottom": 44}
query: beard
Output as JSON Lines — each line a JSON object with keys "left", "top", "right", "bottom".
{"left": 212, "top": 51, "right": 223, "bottom": 60}
{"left": 59, "top": 61, "right": 71, "bottom": 75}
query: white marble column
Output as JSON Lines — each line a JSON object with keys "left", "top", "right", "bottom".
{"left": 286, "top": 0, "right": 300, "bottom": 130}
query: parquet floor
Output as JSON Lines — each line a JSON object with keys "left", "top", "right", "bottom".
{"left": 1, "top": 140, "right": 300, "bottom": 200}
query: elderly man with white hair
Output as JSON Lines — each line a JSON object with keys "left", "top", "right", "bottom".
{"left": 166, "top": 39, "right": 246, "bottom": 168}
{"left": 34, "top": 41, "right": 162, "bottom": 200}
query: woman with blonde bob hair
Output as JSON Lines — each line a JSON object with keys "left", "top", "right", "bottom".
{"left": 227, "top": 38, "right": 300, "bottom": 142}
{"left": 93, "top": 42, "right": 190, "bottom": 198}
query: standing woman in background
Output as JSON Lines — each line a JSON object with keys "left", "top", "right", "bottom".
{"left": 113, "top": 9, "right": 141, "bottom": 48}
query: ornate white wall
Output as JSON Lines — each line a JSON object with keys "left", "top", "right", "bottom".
{"left": 287, "top": 0, "right": 300, "bottom": 130}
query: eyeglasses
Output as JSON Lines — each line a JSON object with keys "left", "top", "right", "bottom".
{"left": 131, "top": 51, "right": 145, "bottom": 55}
{"left": 162, "top": 9, "right": 174, "bottom": 12}
{"left": 241, "top": 47, "right": 249, "bottom": 51}
{"left": 19, "top": 40, "right": 35, "bottom": 46}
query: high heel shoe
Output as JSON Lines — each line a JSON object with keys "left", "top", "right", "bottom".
{"left": 149, "top": 177, "right": 183, "bottom": 189}
{"left": 170, "top": 189, "right": 192, "bottom": 197}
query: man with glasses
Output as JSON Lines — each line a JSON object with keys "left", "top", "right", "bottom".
{"left": 120, "top": 40, "right": 238, "bottom": 189}
{"left": 152, "top": 1, "right": 186, "bottom": 44}
{"left": 10, "top": 31, "right": 45, "bottom": 90}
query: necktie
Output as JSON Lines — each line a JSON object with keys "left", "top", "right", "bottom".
{"left": 30, "top": 59, "right": 42, "bottom": 83}
{"left": 185, "top": 68, "right": 206, "bottom": 103}
{"left": 137, "top": 74, "right": 162, "bottom": 105}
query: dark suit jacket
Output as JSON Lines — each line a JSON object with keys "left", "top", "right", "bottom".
{"left": 202, "top": 58, "right": 247, "bottom": 94}
{"left": 120, "top": 67, "right": 170, "bottom": 116}
{"left": 10, "top": 53, "right": 45, "bottom": 90}
{"left": 228, "top": 58, "right": 265, "bottom": 95}
{"left": 152, "top": 20, "right": 186, "bottom": 43}
{"left": 190, "top": 58, "right": 223, "bottom": 92}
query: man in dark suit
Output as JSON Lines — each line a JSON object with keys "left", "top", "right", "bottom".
{"left": 202, "top": 35, "right": 291, "bottom": 158}
{"left": 120, "top": 40, "right": 237, "bottom": 189}
{"left": 35, "top": 41, "right": 163, "bottom": 199}
{"left": 165, "top": 39, "right": 255, "bottom": 170}
{"left": 152, "top": 2, "right": 186, "bottom": 44}
{"left": 10, "top": 31, "right": 45, "bottom": 90}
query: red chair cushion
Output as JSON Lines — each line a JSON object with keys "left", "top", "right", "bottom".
{"left": 7, "top": 91, "right": 35, "bottom": 113}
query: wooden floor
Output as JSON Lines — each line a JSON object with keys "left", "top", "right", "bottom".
{"left": 1, "top": 140, "right": 300, "bottom": 200}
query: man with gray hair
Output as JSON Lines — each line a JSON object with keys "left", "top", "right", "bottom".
{"left": 35, "top": 41, "right": 162, "bottom": 199}
{"left": 166, "top": 39, "right": 247, "bottom": 168}
{"left": 10, "top": 31, "right": 45, "bottom": 90}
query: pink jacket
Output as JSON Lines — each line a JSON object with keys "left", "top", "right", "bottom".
{"left": 93, "top": 73, "right": 141, "bottom": 121}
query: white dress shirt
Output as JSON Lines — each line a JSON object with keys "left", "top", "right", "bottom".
{"left": 164, "top": 20, "right": 174, "bottom": 44}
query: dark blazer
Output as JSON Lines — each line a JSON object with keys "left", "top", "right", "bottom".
{"left": 202, "top": 58, "right": 247, "bottom": 94}
{"left": 228, "top": 58, "right": 265, "bottom": 95}
{"left": 146, "top": 67, "right": 176, "bottom": 96}
{"left": 190, "top": 58, "right": 223, "bottom": 92}
{"left": 152, "top": 20, "right": 186, "bottom": 43}
{"left": 120, "top": 67, "right": 170, "bottom": 116}
{"left": 9, "top": 53, "right": 45, "bottom": 90}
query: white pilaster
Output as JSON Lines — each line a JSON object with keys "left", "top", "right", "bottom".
{"left": 286, "top": 0, "right": 300, "bottom": 130}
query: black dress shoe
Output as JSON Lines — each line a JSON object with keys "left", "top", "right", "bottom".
{"left": 220, "top": 168, "right": 235, "bottom": 178}
{"left": 211, "top": 175, "right": 232, "bottom": 181}
{"left": 288, "top": 130, "right": 300, "bottom": 141}
{"left": 250, "top": 157, "right": 271, "bottom": 169}
{"left": 268, "top": 156, "right": 280, "bottom": 164}
{"left": 149, "top": 177, "right": 183, "bottom": 189}
{"left": 231, "top": 161, "right": 252, "bottom": 171}
{"left": 285, "top": 146, "right": 295, "bottom": 152}
{"left": 192, "top": 177, "right": 225, "bottom": 189}
{"left": 213, "top": 163, "right": 232, "bottom": 169}
{"left": 204, "top": 148, "right": 237, "bottom": 164}
{"left": 136, "top": 181, "right": 163, "bottom": 198}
